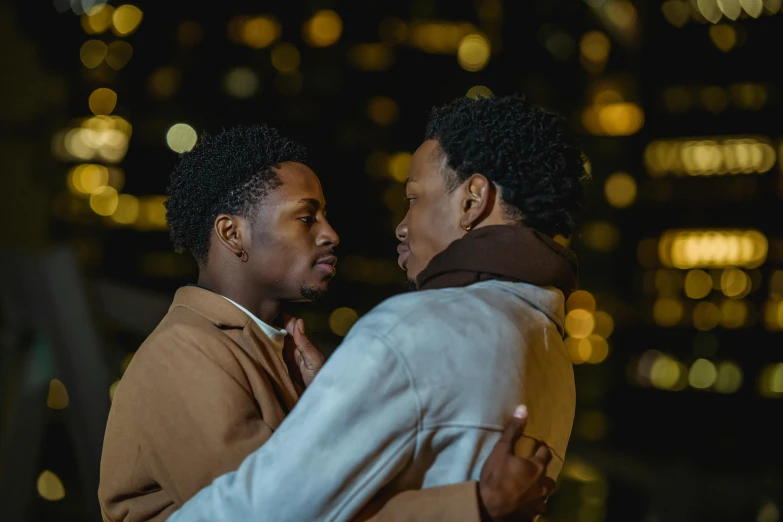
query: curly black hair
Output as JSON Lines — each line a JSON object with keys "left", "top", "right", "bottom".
{"left": 425, "top": 94, "right": 588, "bottom": 238}
{"left": 165, "top": 124, "right": 307, "bottom": 264}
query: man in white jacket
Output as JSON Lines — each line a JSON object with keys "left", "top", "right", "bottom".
{"left": 168, "top": 94, "right": 587, "bottom": 522}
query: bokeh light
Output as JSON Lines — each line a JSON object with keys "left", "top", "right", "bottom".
{"left": 688, "top": 358, "right": 717, "bottom": 389}
{"left": 684, "top": 269, "right": 713, "bottom": 299}
{"left": 81, "top": 4, "right": 114, "bottom": 34}
{"left": 239, "top": 15, "right": 281, "bottom": 49}
{"left": 565, "top": 309, "right": 595, "bottom": 339}
{"left": 37, "top": 471, "right": 65, "bottom": 501}
{"left": 271, "top": 43, "right": 301, "bottom": 74}
{"left": 105, "top": 41, "right": 133, "bottom": 70}
{"left": 112, "top": 5, "right": 143, "bottom": 37}
{"left": 47, "top": 379, "right": 69, "bottom": 410}
{"left": 457, "top": 34, "right": 491, "bottom": 72}
{"left": 80, "top": 40, "right": 107, "bottom": 69}
{"left": 604, "top": 171, "right": 637, "bottom": 208}
{"left": 303, "top": 10, "right": 343, "bottom": 47}
{"left": 90, "top": 186, "right": 119, "bottom": 216}
{"left": 566, "top": 290, "right": 597, "bottom": 314}
{"left": 714, "top": 361, "right": 743, "bottom": 393}
{"left": 166, "top": 123, "right": 198, "bottom": 153}
{"left": 88, "top": 88, "right": 117, "bottom": 115}
{"left": 466, "top": 85, "right": 493, "bottom": 99}
{"left": 111, "top": 194, "right": 140, "bottom": 225}
{"left": 367, "top": 96, "right": 399, "bottom": 126}
{"left": 224, "top": 67, "right": 261, "bottom": 99}
{"left": 329, "top": 307, "right": 359, "bottom": 337}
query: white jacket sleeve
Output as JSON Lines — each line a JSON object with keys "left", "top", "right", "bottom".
{"left": 167, "top": 328, "right": 420, "bottom": 522}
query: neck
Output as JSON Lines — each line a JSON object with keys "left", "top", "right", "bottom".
{"left": 197, "top": 270, "right": 281, "bottom": 326}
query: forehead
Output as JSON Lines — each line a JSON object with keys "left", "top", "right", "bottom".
{"left": 270, "top": 161, "right": 325, "bottom": 203}
{"left": 409, "top": 140, "right": 446, "bottom": 183}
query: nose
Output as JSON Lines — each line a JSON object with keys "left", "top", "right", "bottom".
{"left": 317, "top": 217, "right": 340, "bottom": 248}
{"left": 395, "top": 211, "right": 409, "bottom": 243}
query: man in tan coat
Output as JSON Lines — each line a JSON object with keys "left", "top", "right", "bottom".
{"left": 99, "top": 124, "right": 555, "bottom": 522}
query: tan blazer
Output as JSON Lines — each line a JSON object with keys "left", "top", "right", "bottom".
{"left": 98, "top": 286, "right": 481, "bottom": 522}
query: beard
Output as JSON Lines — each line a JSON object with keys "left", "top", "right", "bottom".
{"left": 403, "top": 278, "right": 418, "bottom": 292}
{"left": 299, "top": 284, "right": 326, "bottom": 302}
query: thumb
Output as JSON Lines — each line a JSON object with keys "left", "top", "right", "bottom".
{"left": 293, "top": 319, "right": 322, "bottom": 363}
{"left": 496, "top": 405, "right": 528, "bottom": 455}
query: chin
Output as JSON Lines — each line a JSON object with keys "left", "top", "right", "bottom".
{"left": 298, "top": 283, "right": 327, "bottom": 303}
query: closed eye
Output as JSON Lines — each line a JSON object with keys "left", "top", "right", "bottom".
{"left": 299, "top": 216, "right": 315, "bottom": 225}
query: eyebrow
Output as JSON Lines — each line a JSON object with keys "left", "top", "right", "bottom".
{"left": 297, "top": 198, "right": 325, "bottom": 212}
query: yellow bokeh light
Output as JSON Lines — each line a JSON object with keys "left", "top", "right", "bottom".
{"left": 240, "top": 15, "right": 281, "bottom": 49}
{"left": 771, "top": 270, "right": 783, "bottom": 299}
{"left": 769, "top": 363, "right": 783, "bottom": 393}
{"left": 88, "top": 88, "right": 117, "bottom": 116}
{"left": 658, "top": 229, "right": 768, "bottom": 269}
{"left": 606, "top": 0, "right": 638, "bottom": 30}
{"left": 720, "top": 268, "right": 750, "bottom": 298}
{"left": 580, "top": 30, "right": 610, "bottom": 71}
{"left": 714, "top": 361, "right": 743, "bottom": 393}
{"left": 47, "top": 379, "right": 69, "bottom": 410}
{"left": 650, "top": 355, "right": 683, "bottom": 390}
{"left": 593, "top": 311, "right": 614, "bottom": 338}
{"left": 653, "top": 298, "right": 683, "bottom": 327}
{"left": 367, "top": 96, "right": 399, "bottom": 126}
{"left": 112, "top": 5, "right": 143, "bottom": 37}
{"left": 763, "top": 299, "right": 783, "bottom": 331}
{"left": 166, "top": 123, "right": 198, "bottom": 153}
{"left": 709, "top": 24, "right": 736, "bottom": 51}
{"left": 105, "top": 41, "right": 133, "bottom": 70}
{"left": 457, "top": 33, "right": 491, "bottom": 72}
{"left": 565, "top": 337, "right": 585, "bottom": 364}
{"left": 717, "top": 0, "right": 743, "bottom": 19}
{"left": 304, "top": 10, "right": 343, "bottom": 47}
{"left": 656, "top": 269, "right": 683, "bottom": 297}
{"left": 661, "top": 0, "right": 691, "bottom": 27}
{"left": 589, "top": 102, "right": 645, "bottom": 136}
{"left": 604, "top": 171, "right": 637, "bottom": 208}
{"left": 37, "top": 470, "right": 65, "bottom": 501}
{"left": 347, "top": 43, "right": 395, "bottom": 71}
{"left": 388, "top": 152, "right": 412, "bottom": 183}
{"left": 684, "top": 269, "right": 713, "bottom": 299}
{"left": 329, "top": 307, "right": 359, "bottom": 337}
{"left": 688, "top": 358, "right": 717, "bottom": 389}
{"left": 645, "top": 137, "right": 776, "bottom": 177}
{"left": 71, "top": 164, "right": 109, "bottom": 194}
{"left": 697, "top": 0, "right": 723, "bottom": 22}
{"left": 81, "top": 4, "right": 114, "bottom": 34}
{"left": 224, "top": 67, "right": 260, "bottom": 99}
{"left": 581, "top": 221, "right": 620, "bottom": 251}
{"left": 80, "top": 40, "right": 107, "bottom": 69}
{"left": 565, "top": 309, "right": 595, "bottom": 339}
{"left": 741, "top": 0, "right": 764, "bottom": 17}
{"left": 566, "top": 290, "right": 596, "bottom": 314}
{"left": 700, "top": 86, "right": 729, "bottom": 113}
{"left": 466, "top": 85, "right": 493, "bottom": 99}
{"left": 693, "top": 301, "right": 721, "bottom": 330}
{"left": 585, "top": 335, "right": 609, "bottom": 364}
{"left": 111, "top": 194, "right": 140, "bottom": 225}
{"left": 90, "top": 186, "right": 119, "bottom": 216}
{"left": 109, "top": 379, "right": 121, "bottom": 401}
{"left": 148, "top": 67, "right": 181, "bottom": 99}
{"left": 271, "top": 43, "right": 301, "bottom": 74}
{"left": 134, "top": 196, "right": 168, "bottom": 230}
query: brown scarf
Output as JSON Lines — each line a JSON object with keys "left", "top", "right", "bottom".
{"left": 416, "top": 225, "right": 578, "bottom": 297}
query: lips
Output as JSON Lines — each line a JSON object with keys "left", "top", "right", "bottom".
{"left": 397, "top": 244, "right": 410, "bottom": 269}
{"left": 314, "top": 255, "right": 337, "bottom": 275}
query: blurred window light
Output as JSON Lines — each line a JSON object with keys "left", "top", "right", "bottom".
{"left": 693, "top": 301, "right": 722, "bottom": 330}
{"left": 112, "top": 5, "right": 143, "bottom": 37}
{"left": 662, "top": 0, "right": 692, "bottom": 26}
{"left": 47, "top": 379, "right": 69, "bottom": 410}
{"left": 232, "top": 15, "right": 281, "bottom": 48}
{"left": 88, "top": 87, "right": 117, "bottom": 115}
{"left": 688, "top": 358, "right": 717, "bottom": 389}
{"left": 582, "top": 102, "right": 644, "bottom": 136}
{"left": 581, "top": 221, "right": 620, "bottom": 251}
{"left": 684, "top": 269, "right": 713, "bottom": 299}
{"left": 224, "top": 67, "right": 260, "bottom": 99}
{"left": 457, "top": 33, "right": 491, "bottom": 72}
{"left": 720, "top": 299, "right": 749, "bottom": 328}
{"left": 111, "top": 194, "right": 140, "bottom": 225}
{"left": 709, "top": 24, "right": 737, "bottom": 51}
{"left": 303, "top": 10, "right": 343, "bottom": 47}
{"left": 700, "top": 86, "right": 729, "bottom": 112}
{"left": 567, "top": 290, "right": 597, "bottom": 314}
{"left": 271, "top": 42, "right": 301, "bottom": 74}
{"left": 81, "top": 4, "right": 114, "bottom": 34}
{"left": 593, "top": 311, "right": 614, "bottom": 338}
{"left": 604, "top": 171, "right": 636, "bottom": 208}
{"left": 329, "top": 307, "right": 359, "bottom": 337}
{"left": 764, "top": 299, "right": 783, "bottom": 331}
{"left": 644, "top": 137, "right": 776, "bottom": 177}
{"left": 565, "top": 309, "right": 595, "bottom": 339}
{"left": 166, "top": 123, "right": 198, "bottom": 153}
{"left": 37, "top": 470, "right": 65, "bottom": 501}
{"left": 274, "top": 72, "right": 304, "bottom": 96}
{"left": 105, "top": 41, "right": 133, "bottom": 70}
{"left": 378, "top": 16, "right": 408, "bottom": 44}
{"left": 717, "top": 0, "right": 743, "bottom": 19}
{"left": 714, "top": 361, "right": 743, "bottom": 393}
{"left": 653, "top": 298, "right": 683, "bottom": 327}
{"left": 80, "top": 40, "right": 107, "bottom": 69}
{"left": 148, "top": 67, "right": 182, "bottom": 100}
{"left": 658, "top": 229, "right": 768, "bottom": 269}
{"left": 580, "top": 30, "right": 611, "bottom": 73}
{"left": 347, "top": 43, "right": 395, "bottom": 71}
{"left": 367, "top": 96, "right": 399, "bottom": 126}
{"left": 387, "top": 152, "right": 412, "bottom": 183}
{"left": 90, "top": 186, "right": 119, "bottom": 216}
{"left": 466, "top": 85, "right": 493, "bottom": 99}
{"left": 177, "top": 21, "right": 203, "bottom": 47}
{"left": 720, "top": 268, "right": 751, "bottom": 298}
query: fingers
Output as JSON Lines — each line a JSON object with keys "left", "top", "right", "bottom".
{"left": 532, "top": 443, "right": 552, "bottom": 468}
{"left": 292, "top": 319, "right": 323, "bottom": 366}
{"left": 495, "top": 405, "right": 529, "bottom": 456}
{"left": 540, "top": 477, "right": 556, "bottom": 499}
{"left": 284, "top": 315, "right": 298, "bottom": 335}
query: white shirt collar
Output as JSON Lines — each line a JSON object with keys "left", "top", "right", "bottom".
{"left": 220, "top": 296, "right": 287, "bottom": 357}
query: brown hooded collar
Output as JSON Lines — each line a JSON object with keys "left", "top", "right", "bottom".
{"left": 415, "top": 225, "right": 578, "bottom": 297}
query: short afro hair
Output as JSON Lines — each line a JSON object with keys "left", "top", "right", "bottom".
{"left": 425, "top": 95, "right": 588, "bottom": 238}
{"left": 165, "top": 124, "right": 307, "bottom": 264}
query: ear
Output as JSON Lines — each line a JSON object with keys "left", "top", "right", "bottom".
{"left": 213, "top": 214, "right": 246, "bottom": 257}
{"left": 460, "top": 174, "right": 494, "bottom": 230}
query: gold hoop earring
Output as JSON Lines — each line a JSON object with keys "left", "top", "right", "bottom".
{"left": 463, "top": 223, "right": 472, "bottom": 232}
{"left": 236, "top": 250, "right": 248, "bottom": 262}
